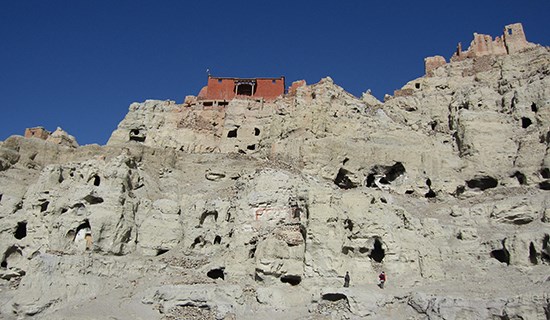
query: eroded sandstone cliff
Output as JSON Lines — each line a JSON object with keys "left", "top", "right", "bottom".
{"left": 0, "top": 24, "right": 549, "bottom": 319}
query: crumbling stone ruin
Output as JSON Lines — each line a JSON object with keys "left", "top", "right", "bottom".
{"left": 423, "top": 23, "right": 535, "bottom": 78}
{"left": 24, "top": 127, "right": 50, "bottom": 140}
{"left": 0, "top": 23, "right": 549, "bottom": 319}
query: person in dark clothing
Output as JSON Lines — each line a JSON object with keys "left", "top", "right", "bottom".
{"left": 344, "top": 271, "right": 350, "bottom": 287}
{"left": 378, "top": 271, "right": 386, "bottom": 289}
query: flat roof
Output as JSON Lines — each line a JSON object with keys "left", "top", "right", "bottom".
{"left": 208, "top": 75, "right": 284, "bottom": 80}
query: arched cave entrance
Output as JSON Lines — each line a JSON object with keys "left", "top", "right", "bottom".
{"left": 200, "top": 210, "right": 218, "bottom": 225}
{"left": 369, "top": 238, "right": 385, "bottom": 263}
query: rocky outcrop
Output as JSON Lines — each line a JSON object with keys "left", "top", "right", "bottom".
{"left": 1, "top": 24, "right": 549, "bottom": 319}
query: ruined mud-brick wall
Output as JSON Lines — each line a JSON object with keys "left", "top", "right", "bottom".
{"left": 424, "top": 23, "right": 535, "bottom": 77}
{"left": 198, "top": 76, "right": 285, "bottom": 101}
{"left": 24, "top": 127, "right": 50, "bottom": 140}
{"left": 424, "top": 56, "right": 447, "bottom": 77}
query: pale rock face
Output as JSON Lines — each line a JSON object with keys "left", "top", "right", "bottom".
{"left": 1, "top": 28, "right": 550, "bottom": 319}
{"left": 46, "top": 127, "right": 79, "bottom": 148}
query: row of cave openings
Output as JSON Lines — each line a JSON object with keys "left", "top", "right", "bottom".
{"left": 334, "top": 161, "right": 437, "bottom": 198}
{"left": 191, "top": 208, "right": 308, "bottom": 286}
{"left": 226, "top": 126, "right": 261, "bottom": 139}
{"left": 0, "top": 219, "right": 92, "bottom": 268}
{"left": 334, "top": 159, "right": 550, "bottom": 197}
{"left": 227, "top": 126, "right": 261, "bottom": 154}
{"left": 204, "top": 266, "right": 304, "bottom": 287}
{"left": 460, "top": 168, "right": 550, "bottom": 194}
{"left": 343, "top": 219, "right": 386, "bottom": 263}
{"left": 455, "top": 101, "right": 538, "bottom": 130}
{"left": 490, "top": 236, "right": 550, "bottom": 266}
{"left": 34, "top": 173, "right": 102, "bottom": 214}
{"left": 516, "top": 102, "right": 538, "bottom": 129}
{"left": 57, "top": 167, "right": 102, "bottom": 186}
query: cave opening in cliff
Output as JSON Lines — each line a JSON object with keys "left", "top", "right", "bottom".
{"left": 129, "top": 129, "right": 146, "bottom": 142}
{"left": 415, "top": 83, "right": 421, "bottom": 89}
{"left": 227, "top": 128, "right": 238, "bottom": 138}
{"left": 207, "top": 268, "right": 225, "bottom": 280}
{"left": 365, "top": 174, "right": 376, "bottom": 187}
{"left": 425, "top": 190, "right": 436, "bottom": 198}
{"left": 529, "top": 242, "right": 538, "bottom": 264}
{"left": 0, "top": 193, "right": 2, "bottom": 203}
{"left": 342, "top": 246, "right": 354, "bottom": 255}
{"left": 254, "top": 128, "right": 260, "bottom": 136}
{"left": 40, "top": 201, "right": 49, "bottom": 212}
{"left": 538, "top": 181, "right": 550, "bottom": 190}
{"left": 512, "top": 171, "right": 527, "bottom": 185}
{"left": 156, "top": 249, "right": 169, "bottom": 256}
{"left": 542, "top": 235, "right": 550, "bottom": 264}
{"left": 191, "top": 236, "right": 204, "bottom": 249}
{"left": 76, "top": 219, "right": 91, "bottom": 237}
{"left": 84, "top": 194, "right": 104, "bottom": 205}
{"left": 200, "top": 210, "right": 218, "bottom": 225}
{"left": 369, "top": 238, "right": 385, "bottom": 263}
{"left": 247, "top": 144, "right": 256, "bottom": 151}
{"left": 541, "top": 168, "right": 550, "bottom": 179}
{"left": 490, "top": 241, "right": 510, "bottom": 265}
{"left": 322, "top": 293, "right": 348, "bottom": 302}
{"left": 334, "top": 168, "right": 357, "bottom": 189}
{"left": 66, "top": 229, "right": 76, "bottom": 240}
{"left": 531, "top": 103, "right": 538, "bottom": 112}
{"left": 343, "top": 219, "right": 353, "bottom": 232}
{"left": 521, "top": 117, "right": 532, "bottom": 129}
{"left": 214, "top": 235, "right": 221, "bottom": 244}
{"left": 425, "top": 183, "right": 436, "bottom": 198}
{"left": 92, "top": 175, "right": 101, "bottom": 186}
{"left": 14, "top": 221, "right": 27, "bottom": 240}
{"left": 382, "top": 162, "right": 406, "bottom": 184}
{"left": 466, "top": 176, "right": 498, "bottom": 190}
{"left": 491, "top": 248, "right": 510, "bottom": 265}
{"left": 1, "top": 246, "right": 22, "bottom": 268}
{"left": 280, "top": 274, "right": 301, "bottom": 286}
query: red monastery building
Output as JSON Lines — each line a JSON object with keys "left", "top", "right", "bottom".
{"left": 197, "top": 76, "right": 286, "bottom": 102}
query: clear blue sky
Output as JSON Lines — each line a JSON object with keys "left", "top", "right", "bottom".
{"left": 1, "top": 1, "right": 548, "bottom": 145}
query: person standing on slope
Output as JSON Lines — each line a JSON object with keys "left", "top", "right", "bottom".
{"left": 344, "top": 271, "right": 350, "bottom": 288}
{"left": 378, "top": 271, "right": 386, "bottom": 289}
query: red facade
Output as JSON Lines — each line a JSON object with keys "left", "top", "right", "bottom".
{"left": 198, "top": 76, "right": 285, "bottom": 101}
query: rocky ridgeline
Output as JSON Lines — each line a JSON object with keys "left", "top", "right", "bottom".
{"left": 0, "top": 24, "right": 549, "bottom": 319}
